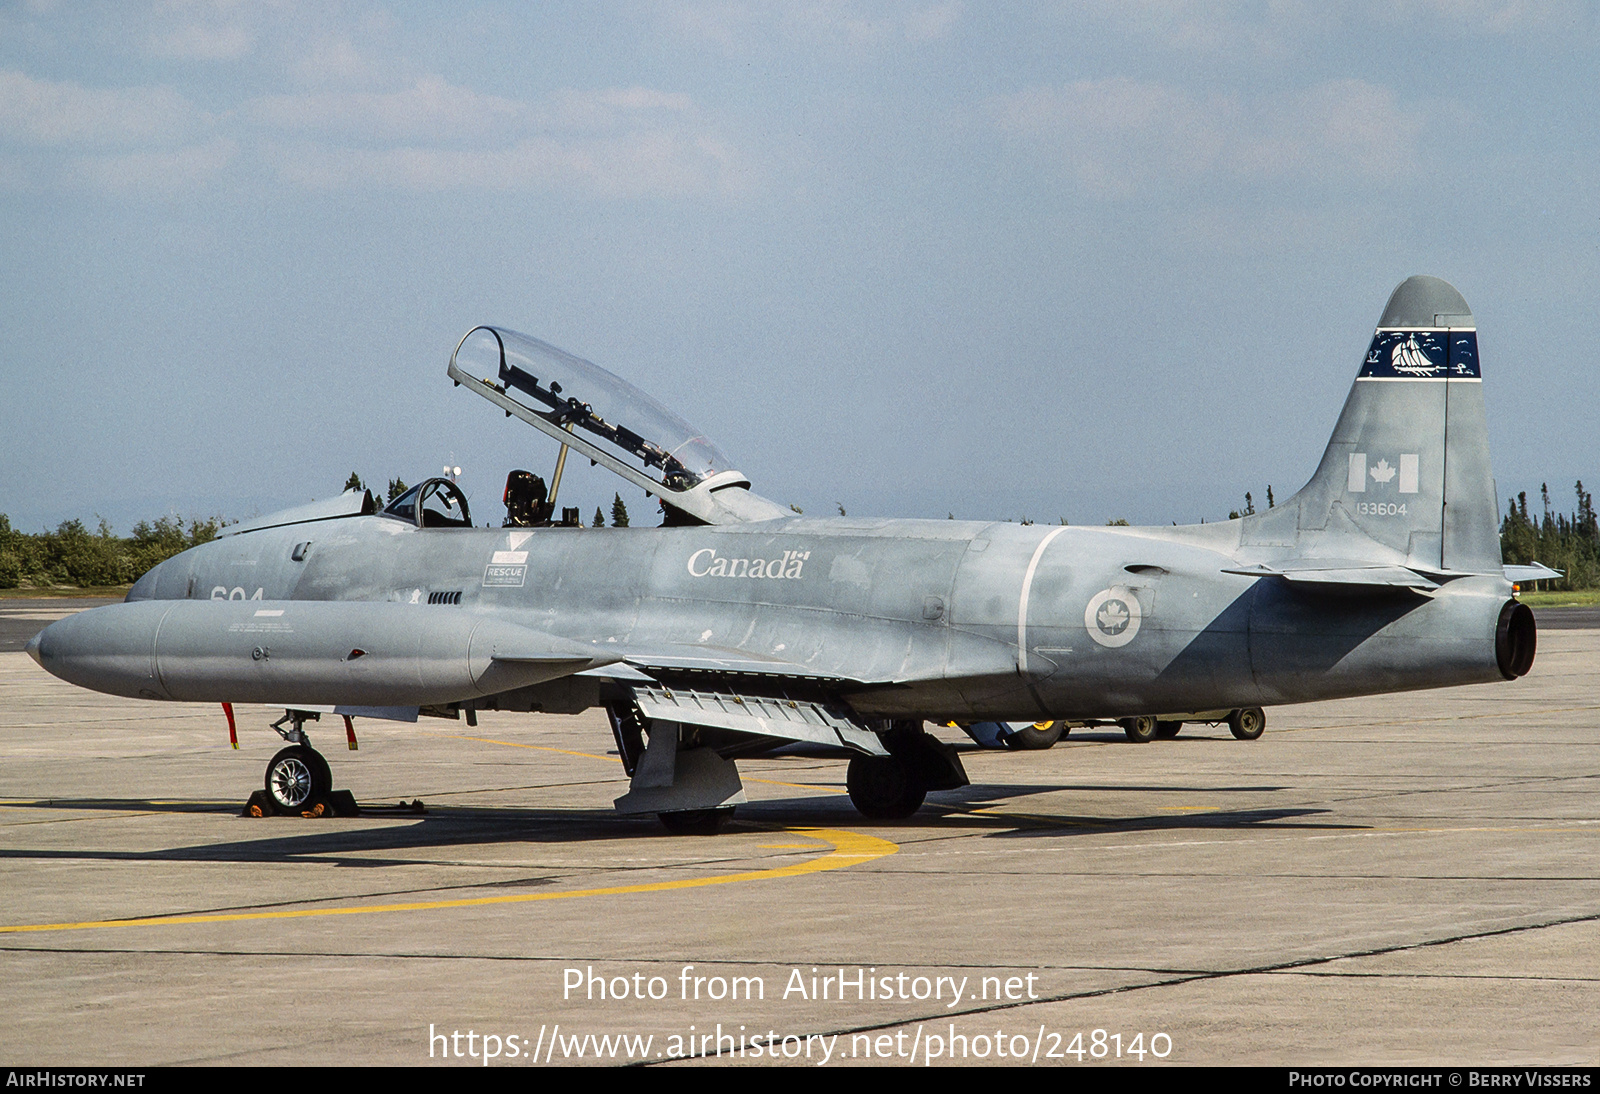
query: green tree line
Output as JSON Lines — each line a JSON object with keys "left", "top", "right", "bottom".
{"left": 1500, "top": 482, "right": 1599, "bottom": 590}
{"left": 0, "top": 514, "right": 223, "bottom": 590}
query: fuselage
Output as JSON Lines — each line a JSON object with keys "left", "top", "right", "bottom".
{"left": 112, "top": 510, "right": 1515, "bottom": 721}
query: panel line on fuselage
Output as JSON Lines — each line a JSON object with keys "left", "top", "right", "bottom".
{"left": 1017, "top": 526, "right": 1072, "bottom": 677}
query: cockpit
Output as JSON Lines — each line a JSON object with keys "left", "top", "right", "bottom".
{"left": 448, "top": 327, "right": 788, "bottom": 527}
{"left": 381, "top": 478, "right": 472, "bottom": 528}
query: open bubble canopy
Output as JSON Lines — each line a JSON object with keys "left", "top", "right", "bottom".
{"left": 451, "top": 327, "right": 734, "bottom": 491}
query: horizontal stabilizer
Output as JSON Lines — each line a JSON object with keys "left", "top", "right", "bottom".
{"left": 1223, "top": 561, "right": 1440, "bottom": 590}
{"left": 1504, "top": 563, "right": 1563, "bottom": 584}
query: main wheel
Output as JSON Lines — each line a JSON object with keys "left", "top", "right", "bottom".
{"left": 847, "top": 755, "right": 927, "bottom": 819}
{"left": 658, "top": 808, "right": 734, "bottom": 835}
{"left": 1228, "top": 707, "right": 1266, "bottom": 740}
{"left": 1002, "top": 721, "right": 1065, "bottom": 750}
{"left": 1154, "top": 720, "right": 1182, "bottom": 739}
{"left": 1121, "top": 716, "right": 1158, "bottom": 744}
{"left": 265, "top": 746, "right": 331, "bottom": 814}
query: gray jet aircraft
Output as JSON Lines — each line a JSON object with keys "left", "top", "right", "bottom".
{"left": 27, "top": 276, "right": 1543, "bottom": 831}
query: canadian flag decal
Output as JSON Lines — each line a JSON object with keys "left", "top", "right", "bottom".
{"left": 1348, "top": 454, "right": 1420, "bottom": 495}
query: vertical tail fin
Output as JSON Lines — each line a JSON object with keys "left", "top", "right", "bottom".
{"left": 1243, "top": 276, "right": 1501, "bottom": 574}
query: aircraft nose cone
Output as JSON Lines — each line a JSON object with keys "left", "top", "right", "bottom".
{"left": 24, "top": 629, "right": 44, "bottom": 667}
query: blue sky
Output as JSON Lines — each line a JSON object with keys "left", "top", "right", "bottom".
{"left": 3, "top": 1, "right": 1596, "bottom": 534}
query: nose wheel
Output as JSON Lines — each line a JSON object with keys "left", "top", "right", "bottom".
{"left": 247, "top": 709, "right": 355, "bottom": 817}
{"left": 265, "top": 745, "right": 332, "bottom": 814}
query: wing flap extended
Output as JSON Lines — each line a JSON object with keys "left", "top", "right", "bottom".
{"left": 630, "top": 683, "right": 888, "bottom": 755}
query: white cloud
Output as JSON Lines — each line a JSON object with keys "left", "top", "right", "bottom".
{"left": 243, "top": 78, "right": 747, "bottom": 197}
{"left": 545, "top": 86, "right": 695, "bottom": 131}
{"left": 248, "top": 76, "right": 525, "bottom": 143}
{"left": 654, "top": 0, "right": 962, "bottom": 53}
{"left": 991, "top": 77, "right": 1432, "bottom": 196}
{"left": 1068, "top": 0, "right": 1317, "bottom": 57}
{"left": 0, "top": 69, "right": 202, "bottom": 147}
{"left": 247, "top": 80, "right": 705, "bottom": 145}
{"left": 1068, "top": 0, "right": 1584, "bottom": 59}
{"left": 143, "top": 20, "right": 254, "bottom": 60}
{"left": 991, "top": 79, "right": 1231, "bottom": 196}
{"left": 269, "top": 129, "right": 752, "bottom": 198}
{"left": 1362, "top": 0, "right": 1585, "bottom": 33}
{"left": 1283, "top": 79, "right": 1424, "bottom": 182}
{"left": 67, "top": 135, "right": 237, "bottom": 190}
{"left": 291, "top": 35, "right": 383, "bottom": 87}
{"left": 135, "top": 0, "right": 263, "bottom": 60}
{"left": 0, "top": 63, "right": 749, "bottom": 199}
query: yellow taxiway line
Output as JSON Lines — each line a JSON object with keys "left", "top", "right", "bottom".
{"left": 0, "top": 827, "right": 896, "bottom": 936}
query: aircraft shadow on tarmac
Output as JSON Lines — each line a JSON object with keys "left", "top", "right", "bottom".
{"left": 0, "top": 785, "right": 1347, "bottom": 867}
{"left": 0, "top": 800, "right": 707, "bottom": 867}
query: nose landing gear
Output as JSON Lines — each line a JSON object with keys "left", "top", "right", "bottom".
{"left": 243, "top": 710, "right": 359, "bottom": 817}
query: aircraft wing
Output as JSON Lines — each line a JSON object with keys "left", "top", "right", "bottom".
{"left": 614, "top": 643, "right": 864, "bottom": 684}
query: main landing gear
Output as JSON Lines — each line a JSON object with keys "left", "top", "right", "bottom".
{"left": 1120, "top": 708, "right": 1266, "bottom": 743}
{"left": 1227, "top": 706, "right": 1266, "bottom": 740}
{"left": 246, "top": 710, "right": 357, "bottom": 817}
{"left": 1002, "top": 721, "right": 1066, "bottom": 750}
{"left": 846, "top": 721, "right": 969, "bottom": 820}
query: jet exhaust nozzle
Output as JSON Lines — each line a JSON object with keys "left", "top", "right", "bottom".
{"left": 1495, "top": 600, "right": 1536, "bottom": 680}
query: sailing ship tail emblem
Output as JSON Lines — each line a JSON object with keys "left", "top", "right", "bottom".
{"left": 1390, "top": 333, "right": 1442, "bottom": 376}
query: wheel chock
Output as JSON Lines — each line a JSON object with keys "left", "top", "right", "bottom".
{"left": 241, "top": 788, "right": 362, "bottom": 818}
